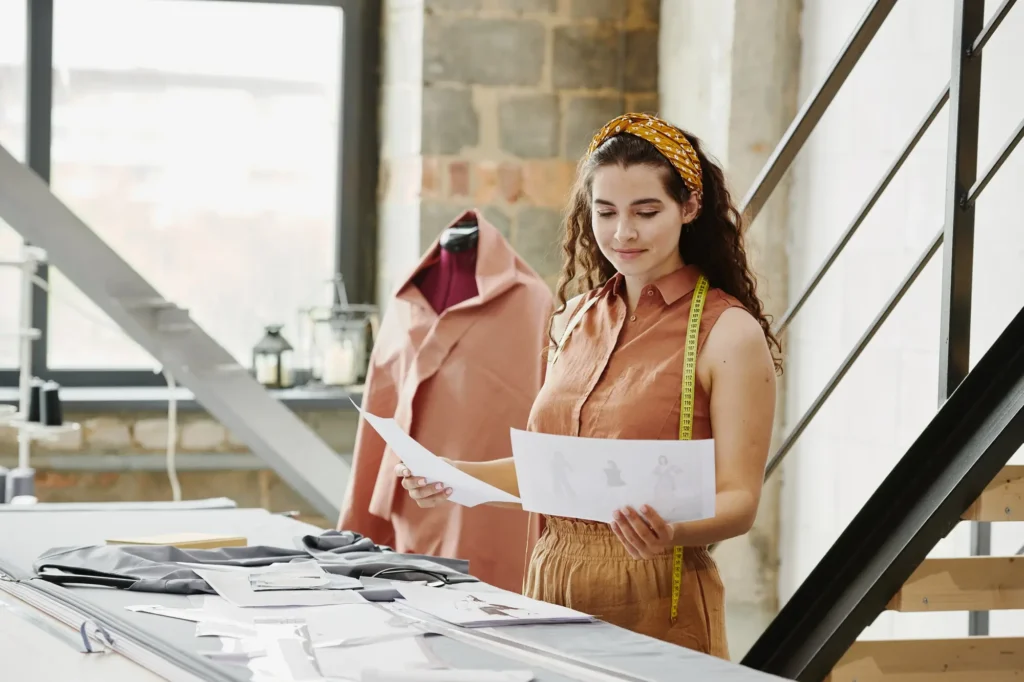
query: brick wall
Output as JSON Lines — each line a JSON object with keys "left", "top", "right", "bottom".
{"left": 0, "top": 409, "right": 359, "bottom": 528}
{"left": 378, "top": 0, "right": 660, "bottom": 298}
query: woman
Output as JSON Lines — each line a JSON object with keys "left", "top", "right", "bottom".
{"left": 396, "top": 113, "right": 780, "bottom": 658}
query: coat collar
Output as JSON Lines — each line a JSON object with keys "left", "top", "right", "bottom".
{"left": 396, "top": 209, "right": 522, "bottom": 309}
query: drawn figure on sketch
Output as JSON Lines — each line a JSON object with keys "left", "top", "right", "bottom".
{"left": 454, "top": 594, "right": 524, "bottom": 618}
{"left": 604, "top": 459, "right": 625, "bottom": 487}
{"left": 652, "top": 454, "right": 685, "bottom": 513}
{"left": 551, "top": 451, "right": 576, "bottom": 498}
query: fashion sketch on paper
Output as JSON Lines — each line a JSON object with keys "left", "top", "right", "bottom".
{"left": 551, "top": 451, "right": 576, "bottom": 498}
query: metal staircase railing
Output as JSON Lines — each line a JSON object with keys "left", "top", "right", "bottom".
{"left": 731, "top": 0, "right": 1024, "bottom": 660}
{"left": 743, "top": 300, "right": 1024, "bottom": 681}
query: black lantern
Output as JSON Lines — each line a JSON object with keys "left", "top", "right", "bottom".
{"left": 253, "top": 324, "right": 294, "bottom": 389}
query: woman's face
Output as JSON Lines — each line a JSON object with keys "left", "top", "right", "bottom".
{"left": 590, "top": 163, "right": 698, "bottom": 281}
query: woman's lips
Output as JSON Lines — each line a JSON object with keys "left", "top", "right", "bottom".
{"left": 614, "top": 248, "right": 646, "bottom": 260}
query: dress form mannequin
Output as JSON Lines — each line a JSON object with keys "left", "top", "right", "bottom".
{"left": 416, "top": 215, "right": 480, "bottom": 313}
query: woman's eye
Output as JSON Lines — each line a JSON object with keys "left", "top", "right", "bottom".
{"left": 637, "top": 212, "right": 659, "bottom": 219}
{"left": 596, "top": 211, "right": 615, "bottom": 218}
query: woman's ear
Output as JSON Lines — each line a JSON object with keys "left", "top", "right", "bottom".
{"left": 680, "top": 192, "right": 701, "bottom": 225}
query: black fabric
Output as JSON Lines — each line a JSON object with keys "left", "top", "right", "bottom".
{"left": 33, "top": 530, "right": 477, "bottom": 596}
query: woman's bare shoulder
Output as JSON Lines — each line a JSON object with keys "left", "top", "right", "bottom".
{"left": 702, "top": 306, "right": 775, "bottom": 381}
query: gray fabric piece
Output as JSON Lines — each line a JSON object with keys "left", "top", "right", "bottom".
{"left": 33, "top": 530, "right": 476, "bottom": 595}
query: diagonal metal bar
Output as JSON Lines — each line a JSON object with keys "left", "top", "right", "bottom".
{"left": 774, "top": 86, "right": 950, "bottom": 336}
{"left": 765, "top": 229, "right": 944, "bottom": 480}
{"left": 967, "top": 115, "right": 1024, "bottom": 204}
{"left": 973, "top": 0, "right": 1018, "bottom": 54}
{"left": 739, "top": 0, "right": 897, "bottom": 224}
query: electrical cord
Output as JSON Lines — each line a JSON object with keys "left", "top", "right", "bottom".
{"left": 163, "top": 369, "right": 181, "bottom": 502}
{"left": 27, "top": 274, "right": 182, "bottom": 501}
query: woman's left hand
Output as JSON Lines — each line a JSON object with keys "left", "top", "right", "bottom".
{"left": 610, "top": 505, "right": 674, "bottom": 559}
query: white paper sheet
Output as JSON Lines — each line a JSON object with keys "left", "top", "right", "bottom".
{"left": 175, "top": 561, "right": 249, "bottom": 573}
{"left": 510, "top": 429, "right": 716, "bottom": 524}
{"left": 195, "top": 619, "right": 259, "bottom": 639}
{"left": 201, "top": 597, "right": 429, "bottom": 647}
{"left": 360, "top": 671, "right": 534, "bottom": 682}
{"left": 395, "top": 585, "right": 594, "bottom": 628}
{"left": 126, "top": 604, "right": 212, "bottom": 623}
{"left": 355, "top": 403, "right": 520, "bottom": 507}
{"left": 195, "top": 568, "right": 367, "bottom": 608}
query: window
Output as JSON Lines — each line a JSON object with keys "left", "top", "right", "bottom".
{"left": 46, "top": 0, "right": 343, "bottom": 369}
{"left": 0, "top": 0, "right": 27, "bottom": 368}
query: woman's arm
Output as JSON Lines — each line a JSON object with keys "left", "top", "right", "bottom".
{"left": 396, "top": 458, "right": 522, "bottom": 508}
{"left": 397, "top": 296, "right": 583, "bottom": 509}
{"left": 612, "top": 307, "right": 776, "bottom": 556}
{"left": 672, "top": 306, "right": 776, "bottom": 545}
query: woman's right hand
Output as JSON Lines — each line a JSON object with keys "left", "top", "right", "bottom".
{"left": 395, "top": 463, "right": 453, "bottom": 508}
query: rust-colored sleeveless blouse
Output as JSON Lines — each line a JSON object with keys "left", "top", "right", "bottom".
{"left": 522, "top": 264, "right": 743, "bottom": 658}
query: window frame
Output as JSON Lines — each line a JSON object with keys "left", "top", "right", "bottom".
{"left": 0, "top": 0, "right": 380, "bottom": 389}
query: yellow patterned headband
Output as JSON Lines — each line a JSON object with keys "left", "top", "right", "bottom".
{"left": 587, "top": 113, "right": 703, "bottom": 202}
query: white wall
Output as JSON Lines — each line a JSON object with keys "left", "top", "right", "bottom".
{"left": 782, "top": 0, "right": 1024, "bottom": 641}
{"left": 660, "top": 0, "right": 803, "bottom": 659}
{"left": 658, "top": 0, "right": 736, "bottom": 161}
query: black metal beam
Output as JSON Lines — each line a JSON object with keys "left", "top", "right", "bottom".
{"left": 973, "top": 0, "right": 1018, "bottom": 54}
{"left": 336, "top": 0, "right": 381, "bottom": 304}
{"left": 774, "top": 86, "right": 949, "bottom": 336}
{"left": 967, "top": 115, "right": 1024, "bottom": 205}
{"left": 742, "top": 301, "right": 1024, "bottom": 682}
{"left": 940, "top": 0, "right": 987, "bottom": 636}
{"left": 939, "top": 0, "right": 984, "bottom": 401}
{"left": 739, "top": 0, "right": 897, "bottom": 225}
{"left": 764, "top": 229, "right": 943, "bottom": 479}
{"left": 26, "top": 0, "right": 53, "bottom": 374}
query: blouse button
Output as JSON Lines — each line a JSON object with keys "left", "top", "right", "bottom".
{"left": 646, "top": 289, "right": 654, "bottom": 296}
{"left": 630, "top": 315, "right": 637, "bottom": 322}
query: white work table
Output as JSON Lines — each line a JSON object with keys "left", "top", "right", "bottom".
{"left": 0, "top": 501, "right": 790, "bottom": 681}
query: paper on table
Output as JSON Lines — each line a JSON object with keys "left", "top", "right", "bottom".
{"left": 354, "top": 402, "right": 520, "bottom": 507}
{"left": 360, "top": 670, "right": 535, "bottom": 682}
{"left": 195, "top": 568, "right": 366, "bottom": 608}
{"left": 395, "top": 584, "right": 594, "bottom": 628}
{"left": 510, "top": 429, "right": 716, "bottom": 524}
{"left": 175, "top": 561, "right": 248, "bottom": 573}
{"left": 195, "top": 619, "right": 259, "bottom": 639}
{"left": 126, "top": 604, "right": 212, "bottom": 623}
{"left": 248, "top": 560, "right": 362, "bottom": 592}
{"left": 201, "top": 597, "right": 427, "bottom": 648}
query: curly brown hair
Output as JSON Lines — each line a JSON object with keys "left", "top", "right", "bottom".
{"left": 552, "top": 125, "right": 783, "bottom": 373}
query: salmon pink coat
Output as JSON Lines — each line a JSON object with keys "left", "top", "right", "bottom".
{"left": 338, "top": 211, "right": 553, "bottom": 592}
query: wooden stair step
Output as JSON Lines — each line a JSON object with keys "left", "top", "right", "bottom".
{"left": 963, "top": 465, "right": 1024, "bottom": 521}
{"left": 887, "top": 556, "right": 1024, "bottom": 612}
{"left": 829, "top": 636, "right": 1024, "bottom": 682}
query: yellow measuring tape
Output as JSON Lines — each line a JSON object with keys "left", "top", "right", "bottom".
{"left": 671, "top": 274, "right": 709, "bottom": 624}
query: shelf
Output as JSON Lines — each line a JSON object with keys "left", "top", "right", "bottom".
{"left": 3, "top": 418, "right": 81, "bottom": 442}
